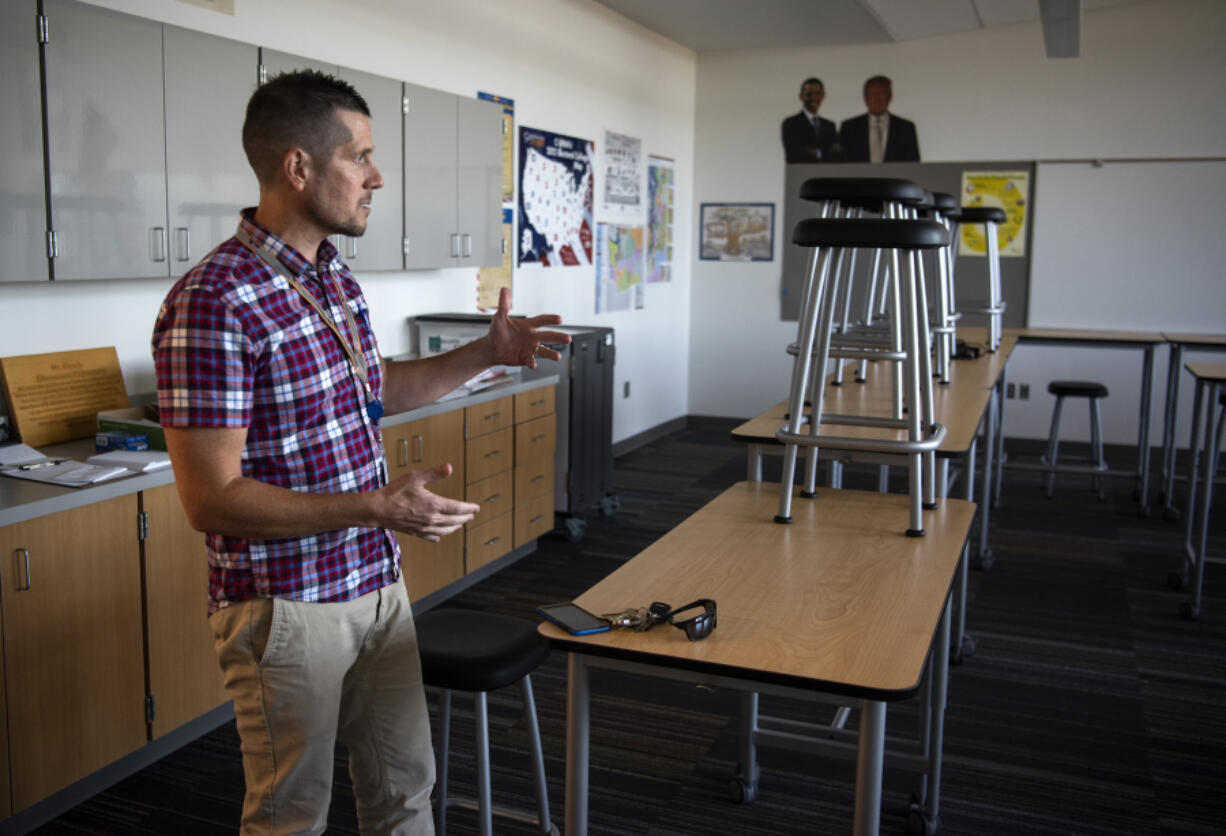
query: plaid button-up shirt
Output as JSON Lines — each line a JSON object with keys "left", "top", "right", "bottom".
{"left": 152, "top": 209, "right": 399, "bottom": 614}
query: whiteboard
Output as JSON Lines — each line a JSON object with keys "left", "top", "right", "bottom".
{"left": 1028, "top": 160, "right": 1226, "bottom": 331}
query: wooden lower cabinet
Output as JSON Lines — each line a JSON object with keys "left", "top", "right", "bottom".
{"left": 141, "top": 484, "right": 228, "bottom": 739}
{"left": 0, "top": 496, "right": 147, "bottom": 812}
{"left": 466, "top": 512, "right": 512, "bottom": 573}
{"left": 384, "top": 410, "right": 467, "bottom": 601}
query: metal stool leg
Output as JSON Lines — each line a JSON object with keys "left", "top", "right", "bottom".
{"left": 438, "top": 688, "right": 452, "bottom": 835}
{"left": 1091, "top": 396, "right": 1107, "bottom": 500}
{"left": 1045, "top": 396, "right": 1065, "bottom": 499}
{"left": 475, "top": 692, "right": 493, "bottom": 836}
{"left": 520, "top": 675, "right": 554, "bottom": 834}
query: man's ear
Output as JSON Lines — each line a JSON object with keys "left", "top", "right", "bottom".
{"left": 282, "top": 148, "right": 311, "bottom": 192}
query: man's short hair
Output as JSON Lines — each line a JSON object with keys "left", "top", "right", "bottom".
{"left": 800, "top": 77, "right": 825, "bottom": 95}
{"left": 242, "top": 69, "right": 371, "bottom": 186}
{"left": 863, "top": 75, "right": 893, "bottom": 95}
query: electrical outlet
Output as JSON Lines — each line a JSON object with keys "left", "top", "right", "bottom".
{"left": 1006, "top": 383, "right": 1016, "bottom": 399}
{"left": 1019, "top": 384, "right": 1030, "bottom": 400}
{"left": 623, "top": 381, "right": 631, "bottom": 398}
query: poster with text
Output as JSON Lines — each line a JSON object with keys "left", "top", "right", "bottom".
{"left": 602, "top": 131, "right": 642, "bottom": 220}
{"left": 595, "top": 223, "right": 644, "bottom": 313}
{"left": 476, "top": 93, "right": 516, "bottom": 310}
{"left": 518, "top": 127, "right": 593, "bottom": 267}
{"left": 646, "top": 155, "right": 674, "bottom": 283}
{"left": 959, "top": 171, "right": 1029, "bottom": 257}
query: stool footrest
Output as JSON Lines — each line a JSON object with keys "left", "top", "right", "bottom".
{"left": 439, "top": 796, "right": 559, "bottom": 836}
{"left": 777, "top": 423, "right": 947, "bottom": 454}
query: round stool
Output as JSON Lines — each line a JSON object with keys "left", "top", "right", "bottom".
{"left": 415, "top": 608, "right": 557, "bottom": 836}
{"left": 778, "top": 216, "right": 949, "bottom": 536}
{"left": 956, "top": 205, "right": 1008, "bottom": 352}
{"left": 1043, "top": 380, "right": 1110, "bottom": 500}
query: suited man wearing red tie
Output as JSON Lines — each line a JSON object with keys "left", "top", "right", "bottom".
{"left": 781, "top": 77, "right": 843, "bottom": 164}
{"left": 839, "top": 75, "right": 921, "bottom": 163}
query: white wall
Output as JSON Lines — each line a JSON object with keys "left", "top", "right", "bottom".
{"left": 0, "top": 0, "right": 696, "bottom": 446}
{"left": 689, "top": 0, "right": 1226, "bottom": 444}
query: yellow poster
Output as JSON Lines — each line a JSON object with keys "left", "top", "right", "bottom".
{"left": 959, "top": 171, "right": 1028, "bottom": 258}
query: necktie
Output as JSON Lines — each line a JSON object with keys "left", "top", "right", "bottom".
{"left": 871, "top": 116, "right": 885, "bottom": 163}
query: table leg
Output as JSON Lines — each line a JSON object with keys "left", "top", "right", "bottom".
{"left": 1161, "top": 345, "right": 1184, "bottom": 519}
{"left": 920, "top": 593, "right": 952, "bottom": 833}
{"left": 1185, "top": 381, "right": 1223, "bottom": 620}
{"left": 565, "top": 653, "right": 590, "bottom": 836}
{"left": 747, "top": 444, "right": 764, "bottom": 482}
{"left": 1136, "top": 345, "right": 1155, "bottom": 515}
{"left": 735, "top": 691, "right": 761, "bottom": 803}
{"left": 992, "top": 365, "right": 1008, "bottom": 509}
{"left": 1178, "top": 380, "right": 1208, "bottom": 595}
{"left": 854, "top": 699, "right": 886, "bottom": 836}
{"left": 978, "top": 388, "right": 996, "bottom": 569}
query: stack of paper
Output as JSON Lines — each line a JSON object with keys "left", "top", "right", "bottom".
{"left": 1, "top": 460, "right": 129, "bottom": 487}
{"left": 86, "top": 450, "right": 172, "bottom": 473}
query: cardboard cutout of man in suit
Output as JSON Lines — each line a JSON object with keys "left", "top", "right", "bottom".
{"left": 839, "top": 75, "right": 920, "bottom": 163}
{"left": 781, "top": 77, "right": 843, "bottom": 164}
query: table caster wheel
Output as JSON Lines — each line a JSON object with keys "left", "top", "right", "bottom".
{"left": 1179, "top": 601, "right": 1199, "bottom": 620}
{"left": 1167, "top": 572, "right": 1186, "bottom": 590}
{"left": 906, "top": 807, "right": 938, "bottom": 835}
{"left": 975, "top": 552, "right": 994, "bottom": 571}
{"left": 728, "top": 777, "right": 756, "bottom": 804}
{"left": 955, "top": 634, "right": 977, "bottom": 662}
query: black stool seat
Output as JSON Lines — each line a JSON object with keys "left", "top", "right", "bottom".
{"left": 959, "top": 206, "right": 1007, "bottom": 224}
{"left": 1048, "top": 380, "right": 1109, "bottom": 399}
{"left": 416, "top": 609, "right": 550, "bottom": 693}
{"left": 915, "top": 190, "right": 935, "bottom": 210}
{"left": 932, "top": 192, "right": 958, "bottom": 213}
{"left": 792, "top": 218, "right": 949, "bottom": 250}
{"left": 800, "top": 176, "right": 924, "bottom": 205}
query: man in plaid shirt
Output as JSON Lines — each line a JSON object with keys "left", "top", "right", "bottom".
{"left": 152, "top": 70, "right": 568, "bottom": 835}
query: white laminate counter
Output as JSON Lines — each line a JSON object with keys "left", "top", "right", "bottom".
{"left": 0, "top": 374, "right": 558, "bottom": 528}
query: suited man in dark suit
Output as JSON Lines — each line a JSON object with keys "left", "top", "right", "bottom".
{"left": 839, "top": 75, "right": 920, "bottom": 163}
{"left": 781, "top": 77, "right": 843, "bottom": 164}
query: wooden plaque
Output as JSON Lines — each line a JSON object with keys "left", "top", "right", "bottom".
{"left": 0, "top": 347, "right": 130, "bottom": 447}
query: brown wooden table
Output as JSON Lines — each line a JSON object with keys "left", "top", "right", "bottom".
{"left": 1175, "top": 362, "right": 1226, "bottom": 619}
{"left": 541, "top": 482, "right": 976, "bottom": 836}
{"left": 1159, "top": 333, "right": 1226, "bottom": 519}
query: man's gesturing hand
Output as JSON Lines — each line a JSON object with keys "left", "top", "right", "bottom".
{"left": 486, "top": 287, "right": 571, "bottom": 369}
{"left": 380, "top": 463, "right": 479, "bottom": 542}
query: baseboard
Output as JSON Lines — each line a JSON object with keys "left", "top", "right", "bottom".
{"left": 612, "top": 416, "right": 688, "bottom": 458}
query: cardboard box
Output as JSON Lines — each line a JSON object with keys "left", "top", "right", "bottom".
{"left": 97, "top": 406, "right": 166, "bottom": 451}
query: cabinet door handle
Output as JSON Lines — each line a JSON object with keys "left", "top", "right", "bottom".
{"left": 450, "top": 234, "right": 460, "bottom": 258}
{"left": 397, "top": 438, "right": 409, "bottom": 468}
{"left": 462, "top": 233, "right": 472, "bottom": 258}
{"left": 484, "top": 449, "right": 501, "bottom": 459}
{"left": 532, "top": 434, "right": 546, "bottom": 443}
{"left": 414, "top": 435, "right": 424, "bottom": 463}
{"left": 483, "top": 535, "right": 501, "bottom": 547}
{"left": 529, "top": 514, "right": 545, "bottom": 524}
{"left": 15, "top": 549, "right": 31, "bottom": 591}
{"left": 485, "top": 411, "right": 501, "bottom": 421}
{"left": 530, "top": 474, "right": 544, "bottom": 483}
{"left": 151, "top": 227, "right": 167, "bottom": 262}
{"left": 530, "top": 398, "right": 546, "bottom": 407}
{"left": 484, "top": 492, "right": 501, "bottom": 503}
{"left": 175, "top": 227, "right": 191, "bottom": 262}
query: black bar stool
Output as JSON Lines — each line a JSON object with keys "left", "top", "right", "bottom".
{"left": 777, "top": 216, "right": 949, "bottom": 535}
{"left": 1043, "top": 380, "right": 1110, "bottom": 500}
{"left": 954, "top": 205, "right": 1007, "bottom": 352}
{"left": 415, "top": 608, "right": 557, "bottom": 836}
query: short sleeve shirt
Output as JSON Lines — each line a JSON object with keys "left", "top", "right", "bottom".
{"left": 151, "top": 209, "right": 399, "bottom": 613}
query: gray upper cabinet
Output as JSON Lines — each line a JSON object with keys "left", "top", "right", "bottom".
{"left": 259, "top": 49, "right": 335, "bottom": 83}
{"left": 336, "top": 68, "right": 404, "bottom": 271}
{"left": 456, "top": 97, "right": 504, "bottom": 268}
{"left": 164, "top": 26, "right": 259, "bottom": 270}
{"left": 404, "top": 85, "right": 504, "bottom": 270}
{"left": 404, "top": 83, "right": 459, "bottom": 270}
{"left": 0, "top": 1, "right": 48, "bottom": 283}
{"left": 44, "top": 0, "right": 168, "bottom": 280}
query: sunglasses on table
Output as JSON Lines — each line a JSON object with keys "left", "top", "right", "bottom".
{"left": 603, "top": 599, "right": 717, "bottom": 642}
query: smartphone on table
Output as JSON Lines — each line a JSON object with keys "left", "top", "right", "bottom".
{"left": 537, "top": 601, "right": 611, "bottom": 635}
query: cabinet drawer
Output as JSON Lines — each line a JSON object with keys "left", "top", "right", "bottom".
{"left": 514, "top": 387, "right": 555, "bottom": 423}
{"left": 515, "top": 413, "right": 556, "bottom": 464}
{"left": 398, "top": 531, "right": 464, "bottom": 602}
{"left": 465, "top": 426, "right": 512, "bottom": 483}
{"left": 466, "top": 396, "right": 513, "bottom": 438}
{"left": 466, "top": 511, "right": 512, "bottom": 573}
{"left": 514, "top": 458, "right": 555, "bottom": 503}
{"left": 515, "top": 493, "right": 555, "bottom": 548}
{"left": 466, "top": 469, "right": 513, "bottom": 528}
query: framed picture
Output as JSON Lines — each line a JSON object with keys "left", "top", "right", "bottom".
{"left": 699, "top": 202, "right": 774, "bottom": 262}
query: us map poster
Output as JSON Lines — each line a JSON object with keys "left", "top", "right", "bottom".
{"left": 476, "top": 92, "right": 515, "bottom": 311}
{"left": 646, "top": 155, "right": 674, "bottom": 283}
{"left": 518, "top": 127, "right": 594, "bottom": 267}
{"left": 595, "top": 224, "right": 644, "bottom": 313}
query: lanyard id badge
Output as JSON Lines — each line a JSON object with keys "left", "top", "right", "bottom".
{"left": 235, "top": 229, "right": 384, "bottom": 425}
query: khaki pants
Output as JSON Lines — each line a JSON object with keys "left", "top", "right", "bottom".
{"left": 210, "top": 581, "right": 435, "bottom": 835}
